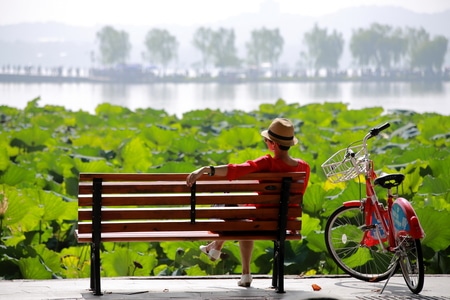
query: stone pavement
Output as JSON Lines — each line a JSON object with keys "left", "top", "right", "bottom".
{"left": 1, "top": 275, "right": 449, "bottom": 300}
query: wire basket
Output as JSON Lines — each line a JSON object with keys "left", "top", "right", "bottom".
{"left": 321, "top": 144, "right": 367, "bottom": 183}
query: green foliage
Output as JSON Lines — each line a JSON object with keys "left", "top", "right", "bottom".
{"left": 191, "top": 27, "right": 240, "bottom": 68}
{"left": 350, "top": 23, "right": 448, "bottom": 71}
{"left": 246, "top": 27, "right": 284, "bottom": 67}
{"left": 302, "top": 23, "right": 344, "bottom": 70}
{"left": 0, "top": 98, "right": 449, "bottom": 280}
{"left": 96, "top": 26, "right": 131, "bottom": 66}
{"left": 144, "top": 28, "right": 179, "bottom": 68}
{"left": 414, "top": 206, "right": 450, "bottom": 252}
{"left": 102, "top": 246, "right": 158, "bottom": 277}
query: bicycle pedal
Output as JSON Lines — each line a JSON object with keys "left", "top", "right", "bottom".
{"left": 361, "top": 224, "right": 376, "bottom": 230}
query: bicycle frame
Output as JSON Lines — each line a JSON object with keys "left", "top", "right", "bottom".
{"left": 341, "top": 158, "right": 424, "bottom": 251}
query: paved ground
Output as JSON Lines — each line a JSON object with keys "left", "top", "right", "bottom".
{"left": 1, "top": 275, "right": 449, "bottom": 300}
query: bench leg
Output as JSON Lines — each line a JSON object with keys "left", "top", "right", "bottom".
{"left": 271, "top": 240, "right": 278, "bottom": 289}
{"left": 91, "top": 178, "right": 103, "bottom": 296}
{"left": 91, "top": 242, "right": 102, "bottom": 296}
{"left": 90, "top": 243, "right": 94, "bottom": 291}
{"left": 273, "top": 177, "right": 290, "bottom": 293}
{"left": 277, "top": 240, "right": 285, "bottom": 293}
{"left": 271, "top": 240, "right": 285, "bottom": 293}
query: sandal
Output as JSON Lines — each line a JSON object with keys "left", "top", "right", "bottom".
{"left": 199, "top": 245, "right": 221, "bottom": 261}
{"left": 237, "top": 274, "right": 252, "bottom": 287}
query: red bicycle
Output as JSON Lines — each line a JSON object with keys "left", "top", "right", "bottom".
{"left": 321, "top": 123, "right": 425, "bottom": 294}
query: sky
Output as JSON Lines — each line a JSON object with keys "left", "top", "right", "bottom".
{"left": 1, "top": 0, "right": 450, "bottom": 27}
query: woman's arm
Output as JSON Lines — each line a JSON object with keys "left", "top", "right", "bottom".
{"left": 186, "top": 165, "right": 228, "bottom": 187}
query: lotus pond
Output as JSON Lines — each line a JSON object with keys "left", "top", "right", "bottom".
{"left": 0, "top": 98, "right": 449, "bottom": 279}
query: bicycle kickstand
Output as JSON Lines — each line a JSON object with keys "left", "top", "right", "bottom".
{"left": 380, "top": 258, "right": 399, "bottom": 294}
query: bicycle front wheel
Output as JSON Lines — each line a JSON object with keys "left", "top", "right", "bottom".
{"left": 397, "top": 237, "right": 424, "bottom": 294}
{"left": 325, "top": 205, "right": 396, "bottom": 282}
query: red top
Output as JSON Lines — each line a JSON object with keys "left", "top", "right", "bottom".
{"left": 226, "top": 154, "right": 310, "bottom": 194}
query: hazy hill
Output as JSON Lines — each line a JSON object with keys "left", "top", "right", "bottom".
{"left": 1, "top": 5, "right": 449, "bottom": 69}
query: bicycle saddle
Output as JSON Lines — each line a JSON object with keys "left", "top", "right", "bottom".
{"left": 374, "top": 173, "right": 405, "bottom": 189}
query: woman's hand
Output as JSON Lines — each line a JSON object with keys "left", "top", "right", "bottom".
{"left": 186, "top": 166, "right": 207, "bottom": 187}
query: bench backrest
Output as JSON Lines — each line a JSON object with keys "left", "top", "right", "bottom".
{"left": 77, "top": 172, "right": 306, "bottom": 242}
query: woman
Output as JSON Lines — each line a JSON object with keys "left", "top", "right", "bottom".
{"left": 186, "top": 117, "right": 310, "bottom": 287}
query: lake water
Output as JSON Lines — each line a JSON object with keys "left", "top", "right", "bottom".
{"left": 0, "top": 81, "right": 449, "bottom": 117}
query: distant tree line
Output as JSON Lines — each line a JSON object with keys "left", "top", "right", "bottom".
{"left": 95, "top": 23, "right": 448, "bottom": 74}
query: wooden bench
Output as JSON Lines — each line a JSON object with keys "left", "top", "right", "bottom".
{"left": 76, "top": 172, "right": 306, "bottom": 295}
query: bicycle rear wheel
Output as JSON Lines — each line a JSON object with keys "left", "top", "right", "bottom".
{"left": 325, "top": 205, "right": 396, "bottom": 281}
{"left": 397, "top": 237, "right": 424, "bottom": 294}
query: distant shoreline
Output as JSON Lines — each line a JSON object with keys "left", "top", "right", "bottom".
{"left": 1, "top": 72, "right": 448, "bottom": 84}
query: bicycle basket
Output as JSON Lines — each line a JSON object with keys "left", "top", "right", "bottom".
{"left": 321, "top": 144, "right": 366, "bottom": 183}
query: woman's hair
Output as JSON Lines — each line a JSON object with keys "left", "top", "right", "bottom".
{"left": 278, "top": 144, "right": 290, "bottom": 151}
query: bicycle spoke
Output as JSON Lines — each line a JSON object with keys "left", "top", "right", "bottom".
{"left": 325, "top": 206, "right": 396, "bottom": 281}
{"left": 397, "top": 237, "right": 424, "bottom": 294}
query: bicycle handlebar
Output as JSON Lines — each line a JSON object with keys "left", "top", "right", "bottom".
{"left": 366, "top": 122, "right": 390, "bottom": 140}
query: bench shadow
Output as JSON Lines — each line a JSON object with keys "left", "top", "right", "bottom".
{"left": 81, "top": 285, "right": 341, "bottom": 300}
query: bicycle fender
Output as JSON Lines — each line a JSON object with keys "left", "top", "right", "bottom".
{"left": 342, "top": 200, "right": 361, "bottom": 207}
{"left": 391, "top": 197, "right": 425, "bottom": 239}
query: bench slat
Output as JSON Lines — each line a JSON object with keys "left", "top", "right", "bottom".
{"left": 78, "top": 172, "right": 306, "bottom": 182}
{"left": 78, "top": 182, "right": 285, "bottom": 194}
{"left": 77, "top": 219, "right": 301, "bottom": 233}
{"left": 78, "top": 207, "right": 301, "bottom": 221}
{"left": 77, "top": 193, "right": 303, "bottom": 207}
{"left": 75, "top": 230, "right": 302, "bottom": 243}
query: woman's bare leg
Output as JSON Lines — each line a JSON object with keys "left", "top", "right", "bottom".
{"left": 237, "top": 240, "right": 254, "bottom": 287}
{"left": 239, "top": 240, "right": 254, "bottom": 274}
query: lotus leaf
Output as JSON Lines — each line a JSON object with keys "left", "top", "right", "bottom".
{"left": 119, "top": 137, "right": 153, "bottom": 172}
{"left": 17, "top": 256, "right": 52, "bottom": 279}
{"left": 415, "top": 206, "right": 450, "bottom": 252}
{"left": 102, "top": 247, "right": 157, "bottom": 277}
{"left": 300, "top": 213, "right": 321, "bottom": 237}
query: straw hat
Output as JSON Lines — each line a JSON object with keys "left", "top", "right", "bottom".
{"left": 261, "top": 118, "right": 298, "bottom": 147}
